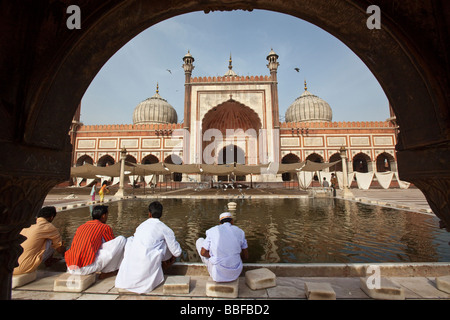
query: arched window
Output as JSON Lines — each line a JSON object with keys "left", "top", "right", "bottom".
{"left": 97, "top": 155, "right": 115, "bottom": 167}
{"left": 376, "top": 152, "right": 395, "bottom": 172}
{"left": 352, "top": 153, "right": 371, "bottom": 173}
{"left": 281, "top": 153, "right": 301, "bottom": 181}
{"left": 306, "top": 153, "right": 324, "bottom": 163}
{"left": 164, "top": 155, "right": 183, "bottom": 181}
{"left": 76, "top": 155, "right": 93, "bottom": 167}
{"left": 328, "top": 153, "right": 342, "bottom": 172}
{"left": 141, "top": 154, "right": 159, "bottom": 164}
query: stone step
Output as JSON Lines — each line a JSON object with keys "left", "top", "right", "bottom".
{"left": 436, "top": 275, "right": 450, "bottom": 294}
{"left": 12, "top": 271, "right": 37, "bottom": 289}
{"left": 304, "top": 282, "right": 336, "bottom": 300}
{"left": 245, "top": 268, "right": 276, "bottom": 290}
{"left": 163, "top": 276, "right": 190, "bottom": 294}
{"left": 360, "top": 277, "right": 405, "bottom": 300}
{"left": 53, "top": 272, "right": 97, "bottom": 293}
{"left": 206, "top": 278, "right": 239, "bottom": 298}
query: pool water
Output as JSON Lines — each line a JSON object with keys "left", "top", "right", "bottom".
{"left": 52, "top": 198, "right": 450, "bottom": 264}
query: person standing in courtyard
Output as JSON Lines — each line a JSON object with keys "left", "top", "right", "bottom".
{"left": 98, "top": 181, "right": 109, "bottom": 203}
{"left": 14, "top": 206, "right": 66, "bottom": 275}
{"left": 330, "top": 173, "right": 338, "bottom": 197}
{"left": 90, "top": 181, "right": 98, "bottom": 201}
{"left": 196, "top": 212, "right": 248, "bottom": 282}
{"left": 65, "top": 205, "right": 126, "bottom": 278}
{"left": 115, "top": 201, "right": 182, "bottom": 293}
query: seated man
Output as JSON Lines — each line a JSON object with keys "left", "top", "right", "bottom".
{"left": 115, "top": 201, "right": 182, "bottom": 294}
{"left": 196, "top": 212, "right": 248, "bottom": 282}
{"left": 14, "top": 206, "right": 66, "bottom": 275}
{"left": 65, "top": 205, "right": 126, "bottom": 278}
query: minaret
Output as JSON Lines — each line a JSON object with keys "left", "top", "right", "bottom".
{"left": 182, "top": 51, "right": 195, "bottom": 163}
{"left": 266, "top": 49, "right": 280, "bottom": 165}
{"left": 182, "top": 51, "right": 195, "bottom": 131}
{"left": 266, "top": 49, "right": 280, "bottom": 129}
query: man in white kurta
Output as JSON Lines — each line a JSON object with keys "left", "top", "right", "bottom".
{"left": 196, "top": 212, "right": 248, "bottom": 282}
{"left": 115, "top": 201, "right": 182, "bottom": 294}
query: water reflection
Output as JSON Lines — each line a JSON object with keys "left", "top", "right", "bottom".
{"left": 52, "top": 198, "right": 450, "bottom": 264}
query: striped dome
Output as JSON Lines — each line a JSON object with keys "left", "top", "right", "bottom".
{"left": 285, "top": 85, "right": 332, "bottom": 123}
{"left": 132, "top": 88, "right": 177, "bottom": 125}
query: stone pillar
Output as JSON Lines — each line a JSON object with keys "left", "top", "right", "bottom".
{"left": 0, "top": 141, "right": 71, "bottom": 300}
{"left": 114, "top": 147, "right": 127, "bottom": 197}
{"left": 339, "top": 146, "right": 353, "bottom": 198}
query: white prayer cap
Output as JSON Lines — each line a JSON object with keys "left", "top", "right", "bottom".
{"left": 219, "top": 212, "right": 232, "bottom": 221}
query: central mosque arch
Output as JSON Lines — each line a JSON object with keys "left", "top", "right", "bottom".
{"left": 1, "top": 1, "right": 449, "bottom": 300}
{"left": 202, "top": 99, "right": 262, "bottom": 165}
{"left": 202, "top": 99, "right": 262, "bottom": 135}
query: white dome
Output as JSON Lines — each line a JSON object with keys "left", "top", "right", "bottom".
{"left": 132, "top": 88, "right": 178, "bottom": 125}
{"left": 285, "top": 85, "right": 332, "bottom": 123}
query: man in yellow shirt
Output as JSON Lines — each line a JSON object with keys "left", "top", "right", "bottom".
{"left": 13, "top": 206, "right": 66, "bottom": 275}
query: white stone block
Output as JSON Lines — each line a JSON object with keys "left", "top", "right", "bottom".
{"left": 206, "top": 278, "right": 239, "bottom": 298}
{"left": 360, "top": 277, "right": 405, "bottom": 300}
{"left": 163, "top": 276, "right": 190, "bottom": 294}
{"left": 304, "top": 282, "right": 336, "bottom": 300}
{"left": 12, "top": 271, "right": 37, "bottom": 289}
{"left": 436, "top": 275, "right": 450, "bottom": 294}
{"left": 245, "top": 268, "right": 276, "bottom": 290}
{"left": 53, "top": 272, "right": 96, "bottom": 293}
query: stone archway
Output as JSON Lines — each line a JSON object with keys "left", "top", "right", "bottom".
{"left": 1, "top": 1, "right": 449, "bottom": 299}
{"left": 125, "top": 155, "right": 137, "bottom": 164}
{"left": 218, "top": 145, "right": 246, "bottom": 181}
{"left": 282, "top": 153, "right": 301, "bottom": 181}
{"left": 97, "top": 155, "right": 115, "bottom": 167}
{"left": 352, "top": 152, "right": 371, "bottom": 173}
{"left": 376, "top": 152, "right": 396, "bottom": 172}
{"left": 164, "top": 155, "right": 183, "bottom": 182}
{"left": 329, "top": 153, "right": 342, "bottom": 172}
{"left": 202, "top": 99, "right": 262, "bottom": 135}
{"left": 202, "top": 99, "right": 261, "bottom": 165}
{"left": 75, "top": 155, "right": 93, "bottom": 167}
{"left": 306, "top": 153, "right": 323, "bottom": 163}
{"left": 141, "top": 154, "right": 159, "bottom": 165}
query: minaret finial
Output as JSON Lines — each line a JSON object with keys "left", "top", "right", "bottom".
{"left": 229, "top": 53, "right": 233, "bottom": 70}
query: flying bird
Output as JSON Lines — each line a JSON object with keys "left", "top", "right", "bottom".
{"left": 294, "top": 67, "right": 300, "bottom": 72}
{"left": 166, "top": 69, "right": 172, "bottom": 74}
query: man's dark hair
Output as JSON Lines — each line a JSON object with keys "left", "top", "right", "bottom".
{"left": 92, "top": 205, "right": 108, "bottom": 220}
{"left": 148, "top": 201, "right": 163, "bottom": 219}
{"left": 220, "top": 218, "right": 232, "bottom": 224}
{"left": 37, "top": 206, "right": 57, "bottom": 219}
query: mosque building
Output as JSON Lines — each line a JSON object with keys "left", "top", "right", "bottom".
{"left": 70, "top": 50, "right": 399, "bottom": 187}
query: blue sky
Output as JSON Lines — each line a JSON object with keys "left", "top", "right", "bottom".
{"left": 81, "top": 10, "right": 389, "bottom": 125}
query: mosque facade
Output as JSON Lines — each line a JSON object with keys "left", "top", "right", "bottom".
{"left": 70, "top": 50, "right": 398, "bottom": 184}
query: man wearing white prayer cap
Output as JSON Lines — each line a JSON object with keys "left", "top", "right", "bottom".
{"left": 196, "top": 212, "right": 249, "bottom": 282}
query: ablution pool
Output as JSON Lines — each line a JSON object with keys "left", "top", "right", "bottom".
{"left": 52, "top": 198, "right": 450, "bottom": 264}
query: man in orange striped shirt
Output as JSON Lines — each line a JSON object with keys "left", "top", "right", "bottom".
{"left": 65, "top": 205, "right": 126, "bottom": 278}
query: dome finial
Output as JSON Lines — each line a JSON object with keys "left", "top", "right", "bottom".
{"left": 304, "top": 80, "right": 308, "bottom": 91}
{"left": 229, "top": 53, "right": 233, "bottom": 70}
{"left": 156, "top": 82, "right": 159, "bottom": 94}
